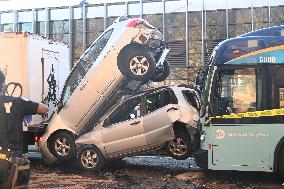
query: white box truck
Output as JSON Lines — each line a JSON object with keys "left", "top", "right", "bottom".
{"left": 0, "top": 32, "right": 70, "bottom": 151}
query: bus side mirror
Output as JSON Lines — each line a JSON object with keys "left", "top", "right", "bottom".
{"left": 195, "top": 68, "right": 205, "bottom": 86}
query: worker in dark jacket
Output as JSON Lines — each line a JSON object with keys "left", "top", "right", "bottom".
{"left": 0, "top": 70, "right": 48, "bottom": 189}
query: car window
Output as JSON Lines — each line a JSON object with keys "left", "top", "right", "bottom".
{"left": 146, "top": 90, "right": 177, "bottom": 114}
{"left": 59, "top": 29, "right": 113, "bottom": 106}
{"left": 182, "top": 90, "right": 200, "bottom": 110}
{"left": 61, "top": 63, "right": 85, "bottom": 105}
{"left": 108, "top": 96, "right": 142, "bottom": 125}
{"left": 80, "top": 29, "right": 114, "bottom": 72}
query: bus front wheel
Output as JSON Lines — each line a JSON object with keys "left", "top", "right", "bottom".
{"left": 278, "top": 147, "right": 284, "bottom": 177}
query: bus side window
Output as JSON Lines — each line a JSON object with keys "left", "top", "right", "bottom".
{"left": 276, "top": 67, "right": 284, "bottom": 109}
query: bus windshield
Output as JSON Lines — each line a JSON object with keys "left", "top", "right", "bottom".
{"left": 198, "top": 26, "right": 284, "bottom": 116}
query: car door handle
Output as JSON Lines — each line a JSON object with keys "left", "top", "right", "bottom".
{"left": 167, "top": 107, "right": 178, "bottom": 112}
{"left": 130, "top": 121, "right": 140, "bottom": 125}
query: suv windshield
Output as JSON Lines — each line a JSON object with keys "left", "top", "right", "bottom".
{"left": 60, "top": 29, "right": 113, "bottom": 106}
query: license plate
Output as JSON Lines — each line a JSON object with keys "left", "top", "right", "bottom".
{"left": 0, "top": 153, "right": 7, "bottom": 160}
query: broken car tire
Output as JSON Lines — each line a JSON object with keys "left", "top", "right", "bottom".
{"left": 150, "top": 60, "right": 170, "bottom": 82}
{"left": 77, "top": 145, "right": 105, "bottom": 172}
{"left": 167, "top": 130, "right": 191, "bottom": 160}
{"left": 118, "top": 45, "right": 155, "bottom": 81}
{"left": 49, "top": 131, "right": 76, "bottom": 161}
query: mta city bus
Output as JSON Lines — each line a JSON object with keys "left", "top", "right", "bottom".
{"left": 194, "top": 26, "right": 284, "bottom": 176}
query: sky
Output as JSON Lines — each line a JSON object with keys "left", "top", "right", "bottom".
{"left": 0, "top": 0, "right": 283, "bottom": 11}
{"left": 0, "top": 0, "right": 125, "bottom": 10}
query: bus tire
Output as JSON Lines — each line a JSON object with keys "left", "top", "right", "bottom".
{"left": 278, "top": 146, "right": 284, "bottom": 177}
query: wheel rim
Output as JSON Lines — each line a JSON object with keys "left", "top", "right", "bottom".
{"left": 168, "top": 137, "right": 188, "bottom": 157}
{"left": 81, "top": 149, "right": 98, "bottom": 169}
{"left": 129, "top": 56, "right": 149, "bottom": 76}
{"left": 54, "top": 138, "right": 71, "bottom": 156}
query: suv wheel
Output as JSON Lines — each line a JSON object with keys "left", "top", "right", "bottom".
{"left": 118, "top": 45, "right": 155, "bottom": 81}
{"left": 150, "top": 60, "right": 170, "bottom": 82}
{"left": 167, "top": 130, "right": 191, "bottom": 160}
{"left": 49, "top": 131, "right": 75, "bottom": 161}
{"left": 278, "top": 146, "right": 284, "bottom": 177}
{"left": 77, "top": 145, "right": 105, "bottom": 172}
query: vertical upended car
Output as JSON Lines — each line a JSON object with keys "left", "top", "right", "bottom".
{"left": 38, "top": 17, "right": 171, "bottom": 164}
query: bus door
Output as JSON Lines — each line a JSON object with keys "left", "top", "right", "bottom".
{"left": 209, "top": 66, "right": 272, "bottom": 171}
{"left": 275, "top": 66, "right": 284, "bottom": 109}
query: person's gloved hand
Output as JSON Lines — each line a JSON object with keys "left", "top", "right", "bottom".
{"left": 23, "top": 115, "right": 32, "bottom": 125}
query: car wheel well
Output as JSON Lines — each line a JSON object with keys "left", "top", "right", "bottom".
{"left": 172, "top": 122, "right": 189, "bottom": 135}
{"left": 47, "top": 130, "right": 75, "bottom": 149}
{"left": 172, "top": 121, "right": 200, "bottom": 150}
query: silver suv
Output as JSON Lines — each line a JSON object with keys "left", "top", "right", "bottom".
{"left": 39, "top": 17, "right": 170, "bottom": 164}
{"left": 75, "top": 86, "right": 200, "bottom": 171}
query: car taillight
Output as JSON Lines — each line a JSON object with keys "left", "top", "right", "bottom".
{"left": 127, "top": 18, "right": 144, "bottom": 27}
{"left": 35, "top": 136, "right": 43, "bottom": 142}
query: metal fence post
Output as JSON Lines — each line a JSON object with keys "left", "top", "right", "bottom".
{"left": 140, "top": 0, "right": 143, "bottom": 18}
{"left": 226, "top": 0, "right": 229, "bottom": 38}
{"left": 201, "top": 0, "right": 205, "bottom": 66}
{"left": 162, "top": 0, "right": 166, "bottom": 41}
{"left": 69, "top": 6, "right": 74, "bottom": 67}
{"left": 13, "top": 10, "right": 18, "bottom": 32}
{"left": 186, "top": 0, "right": 189, "bottom": 67}
{"left": 32, "top": 8, "right": 37, "bottom": 34}
{"left": 268, "top": 0, "right": 271, "bottom": 27}
{"left": 251, "top": 0, "right": 254, "bottom": 31}
{"left": 104, "top": 3, "right": 108, "bottom": 30}
{"left": 82, "top": 4, "right": 87, "bottom": 51}
{"left": 125, "top": 1, "right": 129, "bottom": 17}
{"left": 45, "top": 7, "right": 50, "bottom": 38}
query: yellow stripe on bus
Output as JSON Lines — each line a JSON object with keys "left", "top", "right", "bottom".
{"left": 204, "top": 108, "right": 284, "bottom": 125}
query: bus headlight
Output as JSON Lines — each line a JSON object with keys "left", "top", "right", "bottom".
{"left": 200, "top": 134, "right": 205, "bottom": 143}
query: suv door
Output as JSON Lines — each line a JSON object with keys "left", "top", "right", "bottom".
{"left": 100, "top": 96, "right": 148, "bottom": 157}
{"left": 142, "top": 89, "right": 180, "bottom": 147}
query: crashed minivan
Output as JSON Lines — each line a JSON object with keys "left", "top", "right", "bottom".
{"left": 75, "top": 86, "right": 200, "bottom": 171}
{"left": 38, "top": 17, "right": 170, "bottom": 164}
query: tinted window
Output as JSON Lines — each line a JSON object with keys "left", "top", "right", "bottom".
{"left": 80, "top": 29, "right": 113, "bottom": 72}
{"left": 146, "top": 90, "right": 177, "bottom": 114}
{"left": 182, "top": 90, "right": 200, "bottom": 110}
{"left": 61, "top": 64, "right": 85, "bottom": 105}
{"left": 108, "top": 97, "right": 141, "bottom": 125}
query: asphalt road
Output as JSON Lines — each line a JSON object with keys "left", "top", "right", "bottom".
{"left": 28, "top": 154, "right": 284, "bottom": 189}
